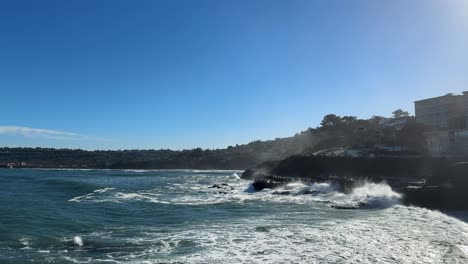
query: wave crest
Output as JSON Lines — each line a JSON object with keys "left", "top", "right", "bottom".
{"left": 331, "top": 181, "right": 402, "bottom": 209}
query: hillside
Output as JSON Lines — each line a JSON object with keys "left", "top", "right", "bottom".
{"left": 0, "top": 110, "right": 426, "bottom": 169}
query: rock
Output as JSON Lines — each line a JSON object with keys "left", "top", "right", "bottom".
{"left": 252, "top": 179, "right": 283, "bottom": 191}
{"left": 272, "top": 191, "right": 290, "bottom": 195}
{"left": 303, "top": 189, "right": 318, "bottom": 195}
{"left": 403, "top": 162, "right": 468, "bottom": 209}
{"left": 403, "top": 186, "right": 445, "bottom": 209}
{"left": 241, "top": 169, "right": 255, "bottom": 180}
{"left": 255, "top": 226, "right": 270, "bottom": 232}
{"left": 331, "top": 204, "right": 359, "bottom": 210}
{"left": 209, "top": 183, "right": 232, "bottom": 194}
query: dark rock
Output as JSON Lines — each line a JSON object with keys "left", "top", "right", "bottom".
{"left": 255, "top": 226, "right": 270, "bottom": 232}
{"left": 403, "top": 186, "right": 445, "bottom": 208}
{"left": 209, "top": 183, "right": 233, "bottom": 193}
{"left": 252, "top": 179, "right": 283, "bottom": 191}
{"left": 403, "top": 162, "right": 468, "bottom": 210}
{"left": 303, "top": 189, "right": 318, "bottom": 195}
{"left": 241, "top": 169, "right": 255, "bottom": 180}
{"left": 242, "top": 156, "right": 462, "bottom": 189}
{"left": 272, "top": 191, "right": 290, "bottom": 195}
{"left": 332, "top": 202, "right": 368, "bottom": 210}
{"left": 331, "top": 204, "right": 359, "bottom": 210}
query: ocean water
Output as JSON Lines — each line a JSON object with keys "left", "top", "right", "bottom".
{"left": 1, "top": 169, "right": 468, "bottom": 263}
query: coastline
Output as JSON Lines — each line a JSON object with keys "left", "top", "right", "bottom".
{"left": 242, "top": 155, "right": 468, "bottom": 210}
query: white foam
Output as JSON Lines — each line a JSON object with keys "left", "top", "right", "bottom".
{"left": 29, "top": 170, "right": 468, "bottom": 263}
{"left": 114, "top": 192, "right": 165, "bottom": 204}
{"left": 343, "top": 181, "right": 402, "bottom": 208}
{"left": 309, "top": 182, "right": 338, "bottom": 193}
{"left": 192, "top": 169, "right": 243, "bottom": 173}
{"left": 73, "top": 236, "right": 83, "bottom": 247}
{"left": 458, "top": 245, "right": 468, "bottom": 256}
{"left": 285, "top": 181, "right": 307, "bottom": 189}
{"left": 106, "top": 206, "right": 468, "bottom": 263}
{"left": 93, "top": 187, "right": 116, "bottom": 193}
{"left": 68, "top": 188, "right": 116, "bottom": 202}
{"left": 123, "top": 169, "right": 149, "bottom": 173}
{"left": 350, "top": 182, "right": 402, "bottom": 200}
{"left": 66, "top": 179, "right": 402, "bottom": 210}
{"left": 19, "top": 238, "right": 31, "bottom": 249}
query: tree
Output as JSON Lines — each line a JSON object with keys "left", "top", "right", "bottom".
{"left": 395, "top": 120, "right": 428, "bottom": 152}
{"left": 341, "top": 116, "right": 358, "bottom": 124}
{"left": 320, "top": 114, "right": 342, "bottom": 127}
{"left": 392, "top": 109, "right": 410, "bottom": 119}
{"left": 369, "top": 115, "right": 386, "bottom": 125}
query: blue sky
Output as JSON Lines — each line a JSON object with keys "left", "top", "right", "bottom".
{"left": 1, "top": 0, "right": 467, "bottom": 150}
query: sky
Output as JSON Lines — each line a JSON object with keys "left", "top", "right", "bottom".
{"left": 1, "top": 0, "right": 467, "bottom": 150}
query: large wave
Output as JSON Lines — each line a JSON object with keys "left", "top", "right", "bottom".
{"left": 330, "top": 181, "right": 402, "bottom": 209}
{"left": 255, "top": 180, "right": 402, "bottom": 209}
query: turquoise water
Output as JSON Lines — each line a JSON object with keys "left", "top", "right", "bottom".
{"left": 1, "top": 168, "right": 468, "bottom": 263}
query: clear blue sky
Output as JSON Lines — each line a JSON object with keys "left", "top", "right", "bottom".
{"left": 1, "top": 0, "right": 467, "bottom": 150}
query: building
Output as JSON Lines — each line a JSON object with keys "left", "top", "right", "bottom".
{"left": 423, "top": 131, "right": 451, "bottom": 156}
{"left": 378, "top": 116, "right": 411, "bottom": 130}
{"left": 414, "top": 93, "right": 466, "bottom": 130}
{"left": 415, "top": 92, "right": 468, "bottom": 156}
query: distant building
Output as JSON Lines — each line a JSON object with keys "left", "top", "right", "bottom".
{"left": 414, "top": 93, "right": 466, "bottom": 130}
{"left": 415, "top": 92, "right": 468, "bottom": 156}
{"left": 378, "top": 116, "right": 411, "bottom": 130}
{"left": 424, "top": 131, "right": 451, "bottom": 156}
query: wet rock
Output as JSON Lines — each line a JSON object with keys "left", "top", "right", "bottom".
{"left": 331, "top": 204, "right": 359, "bottom": 210}
{"left": 241, "top": 169, "right": 255, "bottom": 180}
{"left": 272, "top": 191, "right": 290, "bottom": 195}
{"left": 255, "top": 226, "right": 270, "bottom": 232}
{"left": 403, "top": 162, "right": 468, "bottom": 210}
{"left": 209, "top": 183, "right": 232, "bottom": 194}
{"left": 209, "top": 183, "right": 231, "bottom": 189}
{"left": 303, "top": 189, "right": 318, "bottom": 195}
{"left": 252, "top": 179, "right": 283, "bottom": 191}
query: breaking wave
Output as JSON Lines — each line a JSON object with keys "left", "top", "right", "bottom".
{"left": 68, "top": 177, "right": 401, "bottom": 210}
{"left": 73, "top": 236, "right": 83, "bottom": 247}
{"left": 345, "top": 181, "right": 402, "bottom": 208}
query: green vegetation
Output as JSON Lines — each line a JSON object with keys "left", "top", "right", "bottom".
{"left": 0, "top": 110, "right": 428, "bottom": 169}
{"left": 307, "top": 111, "right": 427, "bottom": 154}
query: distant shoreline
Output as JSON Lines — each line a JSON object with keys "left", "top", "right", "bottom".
{"left": 0, "top": 166, "right": 244, "bottom": 172}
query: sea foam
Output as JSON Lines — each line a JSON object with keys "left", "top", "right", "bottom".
{"left": 73, "top": 236, "right": 83, "bottom": 247}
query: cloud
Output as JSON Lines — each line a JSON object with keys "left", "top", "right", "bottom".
{"left": 0, "top": 126, "right": 88, "bottom": 140}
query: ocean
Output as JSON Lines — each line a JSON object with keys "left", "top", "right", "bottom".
{"left": 1, "top": 168, "right": 468, "bottom": 263}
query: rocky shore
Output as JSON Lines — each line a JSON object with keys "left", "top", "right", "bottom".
{"left": 242, "top": 155, "right": 468, "bottom": 209}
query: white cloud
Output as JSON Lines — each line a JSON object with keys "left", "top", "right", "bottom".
{"left": 0, "top": 126, "right": 86, "bottom": 140}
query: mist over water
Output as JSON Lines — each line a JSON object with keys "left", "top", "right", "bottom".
{"left": 1, "top": 169, "right": 468, "bottom": 263}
